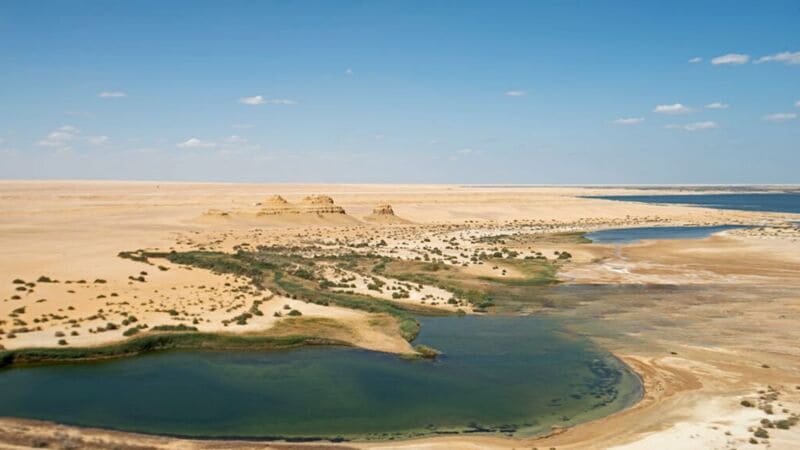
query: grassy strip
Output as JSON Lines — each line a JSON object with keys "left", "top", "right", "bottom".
{"left": 0, "top": 332, "right": 342, "bottom": 369}
{"left": 375, "top": 258, "right": 558, "bottom": 310}
{"left": 149, "top": 250, "right": 446, "bottom": 341}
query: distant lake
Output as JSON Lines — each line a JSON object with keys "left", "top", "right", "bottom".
{"left": 0, "top": 316, "right": 642, "bottom": 440}
{"left": 591, "top": 193, "right": 800, "bottom": 214}
{"left": 586, "top": 225, "right": 744, "bottom": 244}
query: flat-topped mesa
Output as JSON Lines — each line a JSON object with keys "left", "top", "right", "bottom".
{"left": 256, "top": 194, "right": 346, "bottom": 216}
{"left": 297, "top": 195, "right": 346, "bottom": 214}
{"left": 372, "top": 203, "right": 396, "bottom": 216}
{"left": 365, "top": 202, "right": 409, "bottom": 223}
{"left": 257, "top": 195, "right": 297, "bottom": 216}
{"left": 263, "top": 195, "right": 289, "bottom": 205}
{"left": 301, "top": 195, "right": 335, "bottom": 205}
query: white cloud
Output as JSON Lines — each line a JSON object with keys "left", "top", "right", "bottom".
{"left": 688, "top": 57, "right": 703, "bottom": 63}
{"left": 711, "top": 53, "right": 750, "bottom": 65}
{"left": 755, "top": 51, "right": 800, "bottom": 65}
{"left": 87, "top": 135, "right": 109, "bottom": 145}
{"left": 238, "top": 95, "right": 298, "bottom": 105}
{"left": 763, "top": 112, "right": 797, "bottom": 122}
{"left": 667, "top": 121, "right": 718, "bottom": 131}
{"left": 99, "top": 91, "right": 126, "bottom": 98}
{"left": 37, "top": 125, "right": 114, "bottom": 150}
{"left": 653, "top": 103, "right": 692, "bottom": 114}
{"left": 37, "top": 125, "right": 79, "bottom": 149}
{"left": 795, "top": 100, "right": 800, "bottom": 107}
{"left": 239, "top": 95, "right": 266, "bottom": 105}
{"left": 450, "top": 147, "right": 483, "bottom": 161}
{"left": 345, "top": 68, "right": 353, "bottom": 76}
{"left": 223, "top": 135, "right": 247, "bottom": 144}
{"left": 612, "top": 117, "right": 645, "bottom": 125}
{"left": 460, "top": 148, "right": 483, "bottom": 155}
{"left": 705, "top": 102, "right": 729, "bottom": 110}
{"left": 684, "top": 121, "right": 717, "bottom": 131}
{"left": 374, "top": 133, "right": 385, "bottom": 141}
{"left": 177, "top": 137, "right": 216, "bottom": 148}
{"left": 266, "top": 98, "right": 298, "bottom": 105}
{"left": 505, "top": 90, "right": 526, "bottom": 97}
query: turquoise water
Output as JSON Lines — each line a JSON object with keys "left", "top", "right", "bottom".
{"left": 586, "top": 225, "right": 743, "bottom": 244}
{"left": 591, "top": 193, "right": 800, "bottom": 214}
{"left": 0, "top": 316, "right": 641, "bottom": 440}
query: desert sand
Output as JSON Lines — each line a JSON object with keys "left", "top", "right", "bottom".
{"left": 1, "top": 181, "right": 799, "bottom": 449}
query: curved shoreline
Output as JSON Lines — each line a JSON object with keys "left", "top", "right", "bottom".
{"left": 0, "top": 331, "right": 352, "bottom": 369}
{"left": 0, "top": 347, "right": 657, "bottom": 449}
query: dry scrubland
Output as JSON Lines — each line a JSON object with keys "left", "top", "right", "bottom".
{"left": 1, "top": 181, "right": 800, "bottom": 449}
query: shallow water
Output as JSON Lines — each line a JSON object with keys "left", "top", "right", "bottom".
{"left": 586, "top": 225, "right": 743, "bottom": 244}
{"left": 591, "top": 193, "right": 800, "bottom": 214}
{"left": 0, "top": 316, "right": 641, "bottom": 440}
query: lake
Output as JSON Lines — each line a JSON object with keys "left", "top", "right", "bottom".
{"left": 590, "top": 192, "right": 800, "bottom": 214}
{"left": 0, "top": 316, "right": 642, "bottom": 440}
{"left": 586, "top": 225, "right": 743, "bottom": 244}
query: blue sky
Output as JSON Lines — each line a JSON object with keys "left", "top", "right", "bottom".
{"left": 1, "top": 0, "right": 798, "bottom": 183}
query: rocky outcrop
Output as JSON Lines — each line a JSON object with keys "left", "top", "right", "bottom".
{"left": 258, "top": 195, "right": 346, "bottom": 216}
{"left": 372, "top": 203, "right": 395, "bottom": 216}
{"left": 364, "top": 203, "right": 409, "bottom": 224}
{"left": 263, "top": 195, "right": 289, "bottom": 205}
{"left": 301, "top": 195, "right": 335, "bottom": 205}
{"left": 201, "top": 194, "right": 354, "bottom": 225}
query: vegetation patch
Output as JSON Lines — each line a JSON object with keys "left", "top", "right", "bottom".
{"left": 0, "top": 333, "right": 343, "bottom": 369}
{"left": 138, "top": 250, "right": 447, "bottom": 342}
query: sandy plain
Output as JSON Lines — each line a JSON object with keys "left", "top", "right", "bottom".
{"left": 1, "top": 180, "right": 799, "bottom": 449}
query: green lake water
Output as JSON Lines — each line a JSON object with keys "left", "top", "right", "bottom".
{"left": 0, "top": 316, "right": 642, "bottom": 441}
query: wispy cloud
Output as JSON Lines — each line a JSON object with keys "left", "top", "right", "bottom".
{"left": 223, "top": 135, "right": 248, "bottom": 145}
{"left": 177, "top": 137, "right": 216, "bottom": 148}
{"left": 238, "top": 95, "right": 298, "bottom": 105}
{"left": 37, "top": 125, "right": 79, "bottom": 149}
{"left": 449, "top": 147, "right": 483, "bottom": 161}
{"left": 653, "top": 103, "right": 692, "bottom": 114}
{"left": 239, "top": 95, "right": 266, "bottom": 105}
{"left": 755, "top": 51, "right": 800, "bottom": 65}
{"left": 688, "top": 57, "right": 703, "bottom": 63}
{"left": 711, "top": 53, "right": 750, "bottom": 65}
{"left": 99, "top": 91, "right": 126, "bottom": 98}
{"left": 266, "top": 98, "right": 298, "bottom": 105}
{"left": 504, "top": 90, "right": 526, "bottom": 97}
{"left": 232, "top": 123, "right": 254, "bottom": 129}
{"left": 612, "top": 117, "right": 645, "bottom": 125}
{"left": 456, "top": 147, "right": 483, "bottom": 156}
{"left": 345, "top": 68, "right": 353, "bottom": 76}
{"left": 667, "top": 121, "right": 718, "bottom": 131}
{"left": 795, "top": 100, "right": 800, "bottom": 108}
{"left": 705, "top": 102, "right": 729, "bottom": 110}
{"left": 86, "top": 135, "right": 109, "bottom": 145}
{"left": 37, "top": 125, "right": 112, "bottom": 150}
{"left": 763, "top": 112, "right": 797, "bottom": 122}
